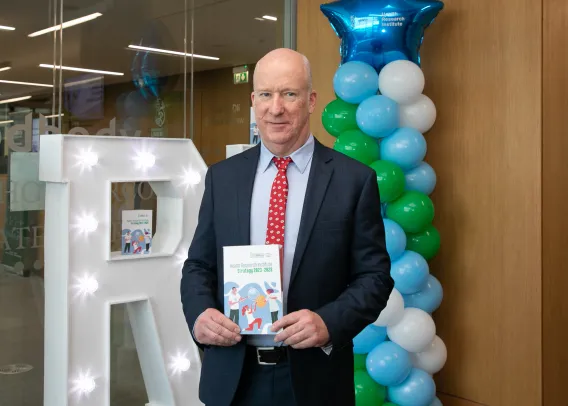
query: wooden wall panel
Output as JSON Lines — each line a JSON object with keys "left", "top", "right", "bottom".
{"left": 437, "top": 393, "right": 486, "bottom": 406}
{"left": 298, "top": 1, "right": 542, "bottom": 405}
{"left": 542, "top": 0, "right": 568, "bottom": 405}
{"left": 297, "top": 0, "right": 339, "bottom": 148}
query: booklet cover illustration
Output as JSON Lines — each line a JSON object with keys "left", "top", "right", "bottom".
{"left": 121, "top": 210, "right": 152, "bottom": 255}
{"left": 223, "top": 244, "right": 283, "bottom": 334}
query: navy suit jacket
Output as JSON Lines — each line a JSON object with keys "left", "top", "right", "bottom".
{"left": 181, "top": 137, "right": 393, "bottom": 406}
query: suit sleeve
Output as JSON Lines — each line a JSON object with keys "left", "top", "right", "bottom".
{"left": 315, "top": 170, "right": 394, "bottom": 352}
{"left": 180, "top": 167, "right": 219, "bottom": 349}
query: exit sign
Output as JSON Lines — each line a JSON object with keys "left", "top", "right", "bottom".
{"left": 234, "top": 71, "right": 249, "bottom": 84}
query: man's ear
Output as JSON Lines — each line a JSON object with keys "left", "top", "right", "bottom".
{"left": 309, "top": 90, "right": 317, "bottom": 114}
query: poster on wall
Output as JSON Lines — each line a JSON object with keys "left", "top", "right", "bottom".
{"left": 250, "top": 107, "right": 259, "bottom": 145}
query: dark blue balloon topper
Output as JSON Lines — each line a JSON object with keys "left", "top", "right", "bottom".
{"left": 320, "top": 0, "right": 443, "bottom": 72}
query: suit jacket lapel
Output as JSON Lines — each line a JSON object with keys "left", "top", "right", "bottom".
{"left": 290, "top": 139, "right": 334, "bottom": 288}
{"left": 236, "top": 145, "right": 260, "bottom": 245}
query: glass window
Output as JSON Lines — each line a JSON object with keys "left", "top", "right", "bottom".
{"left": 0, "top": 0, "right": 292, "bottom": 404}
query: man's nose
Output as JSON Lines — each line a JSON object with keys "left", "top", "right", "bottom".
{"left": 269, "top": 94, "right": 285, "bottom": 115}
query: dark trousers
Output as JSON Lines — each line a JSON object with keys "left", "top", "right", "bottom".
{"left": 231, "top": 347, "right": 297, "bottom": 406}
{"left": 271, "top": 311, "right": 278, "bottom": 324}
{"left": 229, "top": 309, "right": 239, "bottom": 325}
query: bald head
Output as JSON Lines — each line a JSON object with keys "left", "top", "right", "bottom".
{"left": 253, "top": 48, "right": 312, "bottom": 93}
{"left": 251, "top": 48, "right": 317, "bottom": 157}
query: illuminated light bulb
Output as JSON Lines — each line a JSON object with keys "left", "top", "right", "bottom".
{"left": 78, "top": 214, "right": 98, "bottom": 233}
{"left": 183, "top": 168, "right": 201, "bottom": 186}
{"left": 78, "top": 149, "right": 98, "bottom": 169}
{"left": 134, "top": 151, "right": 156, "bottom": 170}
{"left": 76, "top": 274, "right": 99, "bottom": 296}
{"left": 71, "top": 370, "right": 96, "bottom": 396}
{"left": 169, "top": 352, "right": 191, "bottom": 374}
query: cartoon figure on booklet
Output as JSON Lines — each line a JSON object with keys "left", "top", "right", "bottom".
{"left": 132, "top": 241, "right": 142, "bottom": 254}
{"left": 241, "top": 304, "right": 263, "bottom": 332}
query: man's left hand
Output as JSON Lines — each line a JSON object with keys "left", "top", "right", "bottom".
{"left": 271, "top": 310, "right": 330, "bottom": 349}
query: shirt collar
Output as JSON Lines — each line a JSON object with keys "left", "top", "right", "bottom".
{"left": 259, "top": 134, "right": 314, "bottom": 174}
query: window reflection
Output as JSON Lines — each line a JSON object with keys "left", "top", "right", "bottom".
{"left": 0, "top": 0, "right": 288, "bottom": 404}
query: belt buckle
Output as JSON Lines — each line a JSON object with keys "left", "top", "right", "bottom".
{"left": 256, "top": 346, "right": 277, "bottom": 365}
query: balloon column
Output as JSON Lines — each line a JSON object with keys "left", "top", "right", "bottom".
{"left": 321, "top": 1, "right": 445, "bottom": 405}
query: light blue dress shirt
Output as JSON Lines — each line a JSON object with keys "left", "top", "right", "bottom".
{"left": 246, "top": 135, "right": 314, "bottom": 347}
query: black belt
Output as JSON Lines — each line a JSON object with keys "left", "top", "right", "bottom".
{"left": 246, "top": 345, "right": 288, "bottom": 365}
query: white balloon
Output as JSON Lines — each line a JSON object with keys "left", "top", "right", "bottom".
{"left": 373, "top": 288, "right": 404, "bottom": 327}
{"left": 410, "top": 335, "right": 447, "bottom": 374}
{"left": 399, "top": 94, "right": 437, "bottom": 133}
{"left": 379, "top": 60, "right": 425, "bottom": 105}
{"left": 387, "top": 308, "right": 436, "bottom": 353}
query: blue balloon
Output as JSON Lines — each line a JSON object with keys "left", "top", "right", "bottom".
{"left": 332, "top": 61, "right": 379, "bottom": 104}
{"left": 366, "top": 341, "right": 412, "bottom": 386}
{"left": 430, "top": 397, "right": 443, "bottom": 406}
{"left": 320, "top": 0, "right": 444, "bottom": 73}
{"left": 353, "top": 324, "right": 387, "bottom": 354}
{"left": 356, "top": 95, "right": 399, "bottom": 138}
{"left": 380, "top": 127, "right": 427, "bottom": 171}
{"left": 405, "top": 161, "right": 437, "bottom": 195}
{"left": 391, "top": 250, "right": 429, "bottom": 294}
{"left": 403, "top": 274, "right": 443, "bottom": 313}
{"left": 383, "top": 218, "right": 406, "bottom": 260}
{"left": 388, "top": 368, "right": 436, "bottom": 406}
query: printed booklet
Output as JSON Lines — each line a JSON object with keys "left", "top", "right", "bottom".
{"left": 121, "top": 210, "right": 152, "bottom": 255}
{"left": 223, "top": 244, "right": 283, "bottom": 334}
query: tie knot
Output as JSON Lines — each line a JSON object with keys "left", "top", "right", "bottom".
{"left": 273, "top": 157, "right": 292, "bottom": 171}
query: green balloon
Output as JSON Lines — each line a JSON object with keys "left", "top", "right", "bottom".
{"left": 386, "top": 191, "right": 435, "bottom": 233}
{"left": 354, "top": 370, "right": 387, "bottom": 406}
{"left": 369, "top": 160, "right": 405, "bottom": 203}
{"left": 322, "top": 98, "right": 359, "bottom": 137}
{"left": 354, "top": 353, "right": 367, "bottom": 371}
{"left": 333, "top": 129, "right": 380, "bottom": 165}
{"left": 383, "top": 403, "right": 400, "bottom": 406}
{"left": 406, "top": 224, "right": 441, "bottom": 260}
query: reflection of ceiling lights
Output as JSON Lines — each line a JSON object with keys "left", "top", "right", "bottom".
{"left": 28, "top": 12, "right": 102, "bottom": 37}
{"left": 127, "top": 45, "right": 220, "bottom": 61}
{"left": 0, "top": 79, "right": 53, "bottom": 87}
{"left": 262, "top": 15, "right": 278, "bottom": 21}
{"left": 0, "top": 96, "right": 31, "bottom": 105}
{"left": 0, "top": 120, "right": 14, "bottom": 125}
{"left": 45, "top": 113, "right": 64, "bottom": 118}
{"left": 0, "top": 67, "right": 11, "bottom": 72}
{"left": 0, "top": 25, "right": 15, "bottom": 31}
{"left": 39, "top": 64, "right": 123, "bottom": 76}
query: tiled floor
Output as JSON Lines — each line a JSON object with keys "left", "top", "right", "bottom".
{"left": 0, "top": 267, "right": 149, "bottom": 406}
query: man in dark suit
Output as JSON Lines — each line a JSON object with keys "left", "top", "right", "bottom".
{"left": 181, "top": 48, "right": 393, "bottom": 406}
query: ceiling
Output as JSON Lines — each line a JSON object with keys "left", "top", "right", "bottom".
{"left": 0, "top": 0, "right": 285, "bottom": 105}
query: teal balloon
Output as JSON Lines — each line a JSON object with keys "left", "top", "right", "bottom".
{"left": 333, "top": 129, "right": 380, "bottom": 165}
{"left": 354, "top": 353, "right": 367, "bottom": 371}
{"left": 322, "top": 98, "right": 359, "bottom": 137}
{"left": 369, "top": 160, "right": 405, "bottom": 203}
{"left": 354, "top": 370, "right": 387, "bottom": 406}
{"left": 406, "top": 224, "right": 441, "bottom": 260}
{"left": 386, "top": 191, "right": 434, "bottom": 233}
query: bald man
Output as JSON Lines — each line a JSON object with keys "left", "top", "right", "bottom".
{"left": 181, "top": 48, "right": 393, "bottom": 406}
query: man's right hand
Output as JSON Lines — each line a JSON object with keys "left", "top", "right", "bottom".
{"left": 194, "top": 308, "right": 242, "bottom": 346}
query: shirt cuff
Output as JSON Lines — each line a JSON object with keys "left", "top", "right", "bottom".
{"left": 321, "top": 342, "right": 333, "bottom": 356}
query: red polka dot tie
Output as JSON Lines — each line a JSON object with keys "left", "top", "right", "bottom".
{"left": 265, "top": 157, "right": 292, "bottom": 249}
